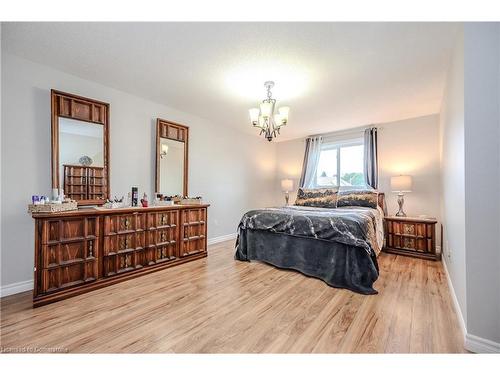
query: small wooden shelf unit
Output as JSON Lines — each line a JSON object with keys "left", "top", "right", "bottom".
{"left": 63, "top": 164, "right": 105, "bottom": 202}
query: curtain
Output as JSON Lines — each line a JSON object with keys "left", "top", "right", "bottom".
{"left": 363, "top": 127, "right": 378, "bottom": 189}
{"left": 299, "top": 136, "right": 323, "bottom": 188}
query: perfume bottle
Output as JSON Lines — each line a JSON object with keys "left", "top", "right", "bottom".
{"left": 131, "top": 187, "right": 138, "bottom": 207}
{"left": 140, "top": 193, "right": 149, "bottom": 207}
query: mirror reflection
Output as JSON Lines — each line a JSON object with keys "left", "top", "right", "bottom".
{"left": 159, "top": 138, "right": 185, "bottom": 196}
{"left": 58, "top": 118, "right": 105, "bottom": 201}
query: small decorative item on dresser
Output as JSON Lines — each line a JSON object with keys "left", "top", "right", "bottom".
{"left": 180, "top": 196, "right": 203, "bottom": 205}
{"left": 131, "top": 187, "right": 138, "bottom": 207}
{"left": 140, "top": 193, "right": 149, "bottom": 207}
{"left": 383, "top": 216, "right": 440, "bottom": 260}
{"left": 78, "top": 155, "right": 93, "bottom": 166}
{"left": 28, "top": 199, "right": 78, "bottom": 213}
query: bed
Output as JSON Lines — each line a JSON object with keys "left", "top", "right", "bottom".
{"left": 234, "top": 193, "right": 385, "bottom": 294}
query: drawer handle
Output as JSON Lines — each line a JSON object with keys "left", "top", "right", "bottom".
{"left": 161, "top": 232, "right": 166, "bottom": 242}
{"left": 160, "top": 215, "right": 167, "bottom": 225}
{"left": 124, "top": 238, "right": 130, "bottom": 249}
{"left": 89, "top": 241, "right": 93, "bottom": 257}
{"left": 120, "top": 238, "right": 130, "bottom": 249}
{"left": 122, "top": 218, "right": 130, "bottom": 229}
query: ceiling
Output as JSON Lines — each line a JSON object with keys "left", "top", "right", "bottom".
{"left": 2, "top": 22, "right": 459, "bottom": 141}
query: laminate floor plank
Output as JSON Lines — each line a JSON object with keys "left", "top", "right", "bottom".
{"left": 0, "top": 240, "right": 465, "bottom": 353}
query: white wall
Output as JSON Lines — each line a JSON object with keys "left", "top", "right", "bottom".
{"left": 463, "top": 23, "right": 500, "bottom": 346}
{"left": 275, "top": 115, "right": 442, "bottom": 226}
{"left": 275, "top": 138, "right": 305, "bottom": 204}
{"left": 378, "top": 115, "right": 441, "bottom": 222}
{"left": 1, "top": 52, "right": 278, "bottom": 288}
{"left": 439, "top": 27, "right": 467, "bottom": 328}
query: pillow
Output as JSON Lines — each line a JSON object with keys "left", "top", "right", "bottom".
{"left": 294, "top": 188, "right": 338, "bottom": 208}
{"left": 337, "top": 188, "right": 378, "bottom": 208}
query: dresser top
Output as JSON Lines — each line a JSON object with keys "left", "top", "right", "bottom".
{"left": 385, "top": 215, "right": 437, "bottom": 223}
{"left": 31, "top": 203, "right": 210, "bottom": 219}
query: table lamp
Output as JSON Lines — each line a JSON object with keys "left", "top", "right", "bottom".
{"left": 281, "top": 179, "right": 294, "bottom": 206}
{"left": 391, "top": 175, "right": 412, "bottom": 217}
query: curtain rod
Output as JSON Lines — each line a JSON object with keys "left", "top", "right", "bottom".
{"left": 307, "top": 124, "right": 377, "bottom": 139}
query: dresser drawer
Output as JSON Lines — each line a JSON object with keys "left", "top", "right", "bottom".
{"left": 103, "top": 252, "right": 135, "bottom": 276}
{"left": 103, "top": 213, "right": 146, "bottom": 235}
{"left": 146, "top": 210, "right": 179, "bottom": 229}
{"left": 155, "top": 243, "right": 177, "bottom": 263}
{"left": 40, "top": 260, "right": 97, "bottom": 294}
{"left": 103, "top": 232, "right": 145, "bottom": 256}
{"left": 41, "top": 217, "right": 99, "bottom": 244}
{"left": 42, "top": 239, "right": 97, "bottom": 268}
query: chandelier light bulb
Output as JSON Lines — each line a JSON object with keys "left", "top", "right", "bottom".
{"left": 248, "top": 81, "right": 289, "bottom": 141}
{"left": 279, "top": 106, "right": 290, "bottom": 119}
{"left": 249, "top": 108, "right": 260, "bottom": 124}
{"left": 260, "top": 102, "right": 272, "bottom": 118}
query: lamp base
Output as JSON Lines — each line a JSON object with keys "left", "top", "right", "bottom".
{"left": 284, "top": 192, "right": 290, "bottom": 206}
{"left": 395, "top": 193, "right": 406, "bottom": 217}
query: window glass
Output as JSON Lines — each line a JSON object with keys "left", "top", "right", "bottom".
{"left": 314, "top": 141, "right": 365, "bottom": 188}
{"left": 340, "top": 144, "right": 365, "bottom": 186}
{"left": 316, "top": 148, "right": 338, "bottom": 187}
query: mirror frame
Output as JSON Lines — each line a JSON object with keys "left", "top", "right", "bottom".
{"left": 51, "top": 89, "right": 111, "bottom": 205}
{"left": 155, "top": 118, "right": 189, "bottom": 197}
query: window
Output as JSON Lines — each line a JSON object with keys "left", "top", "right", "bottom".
{"left": 315, "top": 139, "right": 365, "bottom": 188}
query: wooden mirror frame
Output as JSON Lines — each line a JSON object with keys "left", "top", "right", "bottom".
{"left": 155, "top": 118, "right": 189, "bottom": 197}
{"left": 51, "top": 89, "right": 111, "bottom": 205}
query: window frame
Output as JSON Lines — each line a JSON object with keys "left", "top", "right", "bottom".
{"left": 314, "top": 137, "right": 364, "bottom": 188}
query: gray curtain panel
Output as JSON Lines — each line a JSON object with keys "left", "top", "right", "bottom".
{"left": 363, "top": 127, "right": 378, "bottom": 189}
{"left": 299, "top": 136, "right": 323, "bottom": 188}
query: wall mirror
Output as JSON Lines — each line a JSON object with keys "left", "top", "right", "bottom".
{"left": 155, "top": 118, "right": 189, "bottom": 197}
{"left": 51, "top": 90, "right": 110, "bottom": 205}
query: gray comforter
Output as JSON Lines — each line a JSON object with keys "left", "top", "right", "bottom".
{"left": 235, "top": 205, "right": 384, "bottom": 294}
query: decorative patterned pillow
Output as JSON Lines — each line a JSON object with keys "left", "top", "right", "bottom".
{"left": 294, "top": 188, "right": 338, "bottom": 208}
{"left": 336, "top": 188, "right": 378, "bottom": 209}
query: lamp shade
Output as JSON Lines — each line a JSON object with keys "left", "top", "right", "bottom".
{"left": 391, "top": 175, "right": 412, "bottom": 192}
{"left": 281, "top": 179, "right": 294, "bottom": 192}
{"left": 260, "top": 102, "right": 272, "bottom": 118}
{"left": 248, "top": 108, "right": 260, "bottom": 123}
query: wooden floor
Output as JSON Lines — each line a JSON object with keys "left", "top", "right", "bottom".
{"left": 0, "top": 240, "right": 465, "bottom": 353}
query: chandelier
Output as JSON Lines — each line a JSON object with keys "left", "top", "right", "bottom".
{"left": 248, "top": 81, "right": 290, "bottom": 141}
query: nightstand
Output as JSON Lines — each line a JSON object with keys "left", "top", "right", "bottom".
{"left": 383, "top": 216, "right": 440, "bottom": 261}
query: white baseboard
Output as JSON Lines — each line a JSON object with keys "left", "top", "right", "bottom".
{"left": 1, "top": 233, "right": 237, "bottom": 299}
{"left": 442, "top": 258, "right": 500, "bottom": 353}
{"left": 0, "top": 279, "right": 33, "bottom": 298}
{"left": 465, "top": 334, "right": 500, "bottom": 353}
{"left": 207, "top": 232, "right": 237, "bottom": 246}
{"left": 442, "top": 258, "right": 467, "bottom": 338}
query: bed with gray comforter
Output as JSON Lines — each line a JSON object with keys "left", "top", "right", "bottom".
{"left": 234, "top": 205, "right": 384, "bottom": 294}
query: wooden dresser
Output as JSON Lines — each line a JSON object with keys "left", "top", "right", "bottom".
{"left": 32, "top": 204, "right": 209, "bottom": 306}
{"left": 383, "top": 216, "right": 439, "bottom": 260}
